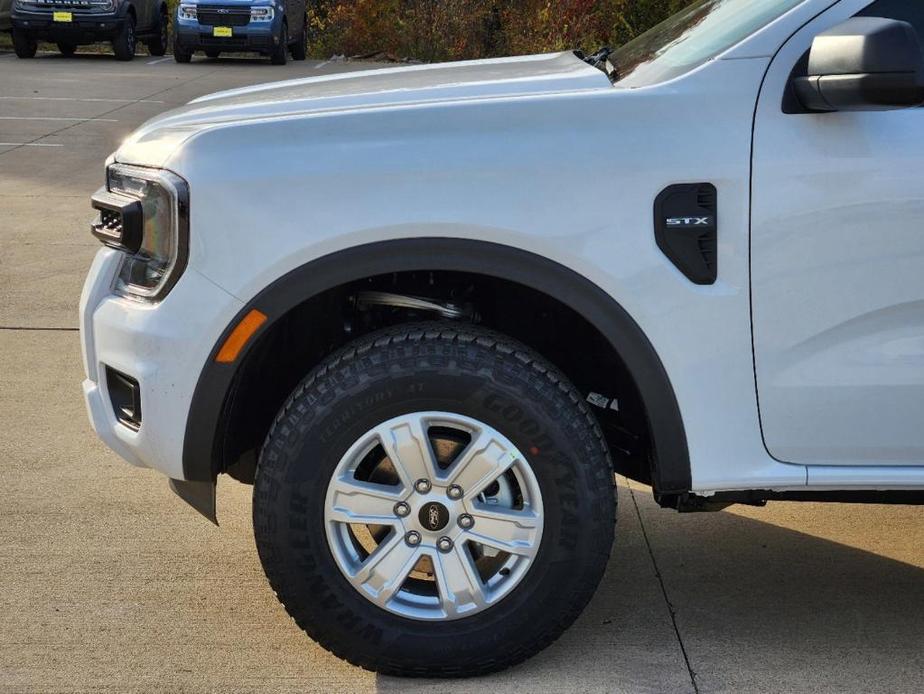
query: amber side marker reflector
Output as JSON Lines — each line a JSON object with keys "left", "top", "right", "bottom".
{"left": 216, "top": 309, "right": 267, "bottom": 363}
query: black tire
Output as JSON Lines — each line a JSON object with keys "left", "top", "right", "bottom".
{"left": 289, "top": 13, "right": 307, "bottom": 61}
{"left": 112, "top": 15, "right": 137, "bottom": 61}
{"left": 205, "top": 49, "right": 220, "bottom": 59}
{"left": 57, "top": 42, "right": 77, "bottom": 57}
{"left": 12, "top": 29, "right": 37, "bottom": 59}
{"left": 173, "top": 38, "right": 192, "bottom": 63}
{"left": 270, "top": 22, "right": 287, "bottom": 65}
{"left": 253, "top": 323, "right": 615, "bottom": 677}
{"left": 146, "top": 9, "right": 168, "bottom": 57}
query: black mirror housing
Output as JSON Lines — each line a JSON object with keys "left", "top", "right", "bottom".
{"left": 794, "top": 17, "right": 924, "bottom": 112}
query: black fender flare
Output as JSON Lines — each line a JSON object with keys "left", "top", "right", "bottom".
{"left": 181, "top": 238, "right": 691, "bottom": 494}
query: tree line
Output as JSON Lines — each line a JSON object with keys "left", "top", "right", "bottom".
{"left": 306, "top": 0, "right": 697, "bottom": 61}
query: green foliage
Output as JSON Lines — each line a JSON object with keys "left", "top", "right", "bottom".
{"left": 307, "top": 0, "right": 695, "bottom": 61}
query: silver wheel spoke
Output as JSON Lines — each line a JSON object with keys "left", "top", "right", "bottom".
{"left": 351, "top": 532, "right": 420, "bottom": 605}
{"left": 376, "top": 416, "right": 439, "bottom": 489}
{"left": 328, "top": 477, "right": 403, "bottom": 525}
{"left": 467, "top": 506, "right": 541, "bottom": 558}
{"left": 430, "top": 546, "right": 487, "bottom": 617}
{"left": 445, "top": 429, "right": 518, "bottom": 496}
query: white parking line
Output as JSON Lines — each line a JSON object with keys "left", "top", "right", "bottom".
{"left": 0, "top": 116, "right": 119, "bottom": 122}
{"left": 0, "top": 143, "right": 65, "bottom": 147}
{"left": 314, "top": 60, "right": 332, "bottom": 70}
{"left": 0, "top": 96, "right": 165, "bottom": 104}
{"left": 147, "top": 57, "right": 173, "bottom": 65}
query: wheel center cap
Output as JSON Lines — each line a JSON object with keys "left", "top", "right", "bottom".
{"left": 418, "top": 501, "right": 450, "bottom": 532}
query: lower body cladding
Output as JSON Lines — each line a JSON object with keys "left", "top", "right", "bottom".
{"left": 79, "top": 248, "right": 243, "bottom": 517}
{"left": 174, "top": 22, "right": 276, "bottom": 56}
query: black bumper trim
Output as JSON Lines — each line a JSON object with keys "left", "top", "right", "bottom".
{"left": 176, "top": 31, "right": 274, "bottom": 51}
{"left": 11, "top": 17, "right": 125, "bottom": 40}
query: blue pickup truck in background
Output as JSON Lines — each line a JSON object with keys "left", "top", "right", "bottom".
{"left": 174, "top": 0, "right": 306, "bottom": 64}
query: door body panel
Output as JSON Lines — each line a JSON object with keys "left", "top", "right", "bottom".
{"left": 751, "top": 0, "right": 924, "bottom": 466}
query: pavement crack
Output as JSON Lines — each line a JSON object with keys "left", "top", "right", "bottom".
{"left": 628, "top": 483, "right": 700, "bottom": 694}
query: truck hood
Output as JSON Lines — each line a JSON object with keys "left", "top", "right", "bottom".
{"left": 116, "top": 51, "right": 612, "bottom": 166}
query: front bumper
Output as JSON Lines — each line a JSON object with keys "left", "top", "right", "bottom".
{"left": 175, "top": 15, "right": 279, "bottom": 52}
{"left": 80, "top": 248, "right": 244, "bottom": 481}
{"left": 12, "top": 10, "right": 125, "bottom": 41}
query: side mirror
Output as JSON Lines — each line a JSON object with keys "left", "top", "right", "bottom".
{"left": 793, "top": 17, "right": 924, "bottom": 112}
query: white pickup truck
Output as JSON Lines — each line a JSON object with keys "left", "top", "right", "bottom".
{"left": 80, "top": 0, "right": 924, "bottom": 678}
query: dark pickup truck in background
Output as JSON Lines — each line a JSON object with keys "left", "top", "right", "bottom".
{"left": 10, "top": 0, "right": 168, "bottom": 60}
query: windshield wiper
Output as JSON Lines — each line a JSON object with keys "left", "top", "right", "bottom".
{"left": 577, "top": 46, "right": 619, "bottom": 82}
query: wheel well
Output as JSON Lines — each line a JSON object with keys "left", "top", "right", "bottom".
{"left": 220, "top": 270, "right": 654, "bottom": 487}
{"left": 184, "top": 239, "right": 690, "bottom": 495}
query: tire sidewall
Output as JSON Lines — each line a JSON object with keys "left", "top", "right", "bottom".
{"left": 148, "top": 10, "right": 168, "bottom": 56}
{"left": 13, "top": 30, "right": 37, "bottom": 58}
{"left": 113, "top": 15, "right": 136, "bottom": 60}
{"left": 173, "top": 34, "right": 191, "bottom": 63}
{"left": 254, "top": 331, "right": 613, "bottom": 668}
{"left": 270, "top": 21, "right": 287, "bottom": 64}
{"left": 290, "top": 13, "right": 307, "bottom": 60}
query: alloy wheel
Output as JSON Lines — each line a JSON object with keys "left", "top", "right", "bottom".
{"left": 324, "top": 412, "right": 544, "bottom": 621}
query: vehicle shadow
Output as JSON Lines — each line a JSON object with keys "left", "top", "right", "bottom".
{"left": 377, "top": 482, "right": 924, "bottom": 693}
{"left": 15, "top": 49, "right": 136, "bottom": 60}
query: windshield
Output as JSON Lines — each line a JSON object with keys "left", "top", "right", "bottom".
{"left": 611, "top": 0, "right": 807, "bottom": 87}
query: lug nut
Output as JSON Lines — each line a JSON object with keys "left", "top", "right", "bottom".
{"left": 393, "top": 501, "right": 411, "bottom": 518}
{"left": 447, "top": 484, "right": 464, "bottom": 500}
{"left": 436, "top": 536, "right": 454, "bottom": 553}
{"left": 414, "top": 479, "right": 432, "bottom": 494}
{"left": 457, "top": 513, "right": 474, "bottom": 529}
{"left": 405, "top": 531, "right": 422, "bottom": 547}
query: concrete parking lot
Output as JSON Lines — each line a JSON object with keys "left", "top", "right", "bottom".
{"left": 1, "top": 49, "right": 922, "bottom": 694}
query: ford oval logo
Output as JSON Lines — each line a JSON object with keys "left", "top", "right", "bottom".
{"left": 418, "top": 502, "right": 449, "bottom": 531}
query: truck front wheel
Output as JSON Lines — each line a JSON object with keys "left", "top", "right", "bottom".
{"left": 289, "top": 13, "right": 307, "bottom": 60}
{"left": 12, "top": 29, "right": 37, "bottom": 59}
{"left": 269, "top": 21, "right": 287, "bottom": 65}
{"left": 253, "top": 324, "right": 615, "bottom": 676}
{"left": 173, "top": 38, "right": 192, "bottom": 63}
{"left": 112, "top": 15, "right": 137, "bottom": 61}
{"left": 146, "top": 9, "right": 168, "bottom": 57}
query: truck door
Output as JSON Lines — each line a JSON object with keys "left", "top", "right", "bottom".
{"left": 751, "top": 0, "right": 924, "bottom": 466}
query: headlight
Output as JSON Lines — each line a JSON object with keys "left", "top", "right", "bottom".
{"left": 250, "top": 7, "right": 274, "bottom": 22}
{"left": 95, "top": 165, "right": 189, "bottom": 301}
{"left": 178, "top": 4, "right": 197, "bottom": 20}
